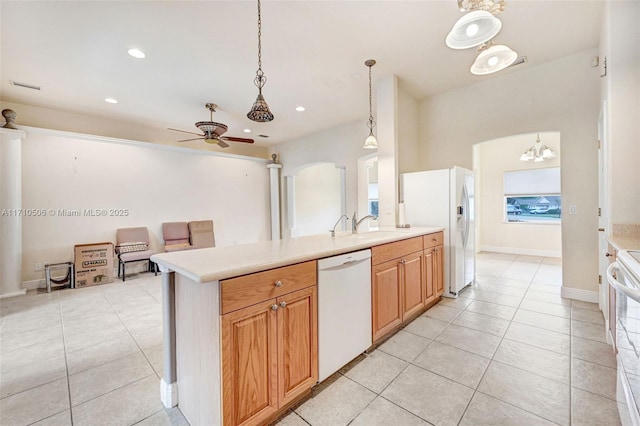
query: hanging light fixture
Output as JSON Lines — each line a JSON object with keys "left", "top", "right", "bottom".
{"left": 446, "top": 0, "right": 504, "bottom": 50}
{"left": 470, "top": 43, "right": 518, "bottom": 75}
{"left": 520, "top": 134, "right": 558, "bottom": 162}
{"left": 363, "top": 59, "right": 378, "bottom": 150}
{"left": 247, "top": 0, "right": 274, "bottom": 123}
{"left": 446, "top": 10, "right": 502, "bottom": 50}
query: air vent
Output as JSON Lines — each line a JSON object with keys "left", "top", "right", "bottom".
{"left": 10, "top": 80, "right": 41, "bottom": 90}
{"left": 258, "top": 134, "right": 270, "bottom": 138}
{"left": 509, "top": 56, "right": 528, "bottom": 68}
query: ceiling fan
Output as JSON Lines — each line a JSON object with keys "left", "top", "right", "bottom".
{"left": 168, "top": 103, "right": 254, "bottom": 148}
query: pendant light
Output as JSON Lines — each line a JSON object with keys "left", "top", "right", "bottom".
{"left": 247, "top": 0, "right": 274, "bottom": 123}
{"left": 519, "top": 134, "right": 558, "bottom": 162}
{"left": 446, "top": 10, "right": 502, "bottom": 50}
{"left": 363, "top": 59, "right": 378, "bottom": 150}
{"left": 470, "top": 43, "right": 517, "bottom": 75}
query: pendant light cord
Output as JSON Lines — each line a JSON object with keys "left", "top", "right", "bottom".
{"left": 367, "top": 63, "right": 375, "bottom": 133}
{"left": 254, "top": 0, "right": 266, "bottom": 90}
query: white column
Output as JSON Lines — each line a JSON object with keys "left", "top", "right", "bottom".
{"left": 376, "top": 75, "right": 399, "bottom": 228}
{"left": 0, "top": 128, "right": 26, "bottom": 298}
{"left": 267, "top": 163, "right": 282, "bottom": 240}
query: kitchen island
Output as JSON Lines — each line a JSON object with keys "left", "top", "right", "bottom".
{"left": 151, "top": 226, "right": 443, "bottom": 426}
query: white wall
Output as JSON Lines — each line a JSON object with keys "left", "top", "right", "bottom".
{"left": 476, "top": 132, "right": 562, "bottom": 257}
{"left": 292, "top": 163, "right": 342, "bottom": 237}
{"left": 21, "top": 128, "right": 270, "bottom": 284}
{"left": 418, "top": 50, "right": 600, "bottom": 293}
{"left": 600, "top": 1, "right": 640, "bottom": 226}
{"left": 398, "top": 84, "right": 420, "bottom": 174}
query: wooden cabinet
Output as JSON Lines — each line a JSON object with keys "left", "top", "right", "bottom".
{"left": 372, "top": 259, "right": 403, "bottom": 342}
{"left": 371, "top": 236, "right": 428, "bottom": 343}
{"left": 221, "top": 263, "right": 317, "bottom": 426}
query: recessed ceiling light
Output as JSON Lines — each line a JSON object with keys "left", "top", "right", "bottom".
{"left": 243, "top": 129, "right": 252, "bottom": 133}
{"left": 296, "top": 106, "right": 306, "bottom": 112}
{"left": 104, "top": 98, "right": 118, "bottom": 104}
{"left": 127, "top": 48, "right": 146, "bottom": 59}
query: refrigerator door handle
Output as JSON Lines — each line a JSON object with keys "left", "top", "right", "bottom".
{"left": 461, "top": 185, "right": 470, "bottom": 249}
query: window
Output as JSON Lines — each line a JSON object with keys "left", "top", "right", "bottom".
{"left": 368, "top": 183, "right": 379, "bottom": 216}
{"left": 504, "top": 168, "right": 561, "bottom": 224}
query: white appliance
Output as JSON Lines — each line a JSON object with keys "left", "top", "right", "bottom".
{"left": 317, "top": 249, "right": 372, "bottom": 382}
{"left": 401, "top": 166, "right": 475, "bottom": 297}
{"left": 607, "top": 250, "right": 640, "bottom": 426}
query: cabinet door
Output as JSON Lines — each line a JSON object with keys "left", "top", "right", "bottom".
{"left": 402, "top": 251, "right": 425, "bottom": 319}
{"left": 222, "top": 300, "right": 278, "bottom": 426}
{"left": 434, "top": 245, "right": 444, "bottom": 297}
{"left": 277, "top": 286, "right": 318, "bottom": 406}
{"left": 424, "top": 248, "right": 436, "bottom": 305}
{"left": 372, "top": 259, "right": 403, "bottom": 343}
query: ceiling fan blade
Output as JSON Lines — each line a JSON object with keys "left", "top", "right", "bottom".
{"left": 217, "top": 140, "right": 230, "bottom": 148}
{"left": 221, "top": 136, "right": 255, "bottom": 144}
{"left": 177, "top": 137, "right": 204, "bottom": 142}
{"left": 168, "top": 128, "right": 204, "bottom": 136}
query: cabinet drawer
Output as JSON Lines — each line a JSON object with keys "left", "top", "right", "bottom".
{"left": 221, "top": 261, "right": 317, "bottom": 314}
{"left": 371, "top": 237, "right": 423, "bottom": 265}
{"left": 423, "top": 232, "right": 444, "bottom": 249}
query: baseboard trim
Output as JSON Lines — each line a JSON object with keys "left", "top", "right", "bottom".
{"left": 21, "top": 279, "right": 45, "bottom": 291}
{"left": 480, "top": 245, "right": 561, "bottom": 258}
{"left": 0, "top": 289, "right": 28, "bottom": 299}
{"left": 561, "top": 286, "right": 599, "bottom": 303}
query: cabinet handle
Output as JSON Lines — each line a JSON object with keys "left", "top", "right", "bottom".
{"left": 432, "top": 238, "right": 437, "bottom": 241}
{"left": 279, "top": 301, "right": 287, "bottom": 308}
{"left": 274, "top": 280, "right": 282, "bottom": 287}
{"left": 400, "top": 258, "right": 406, "bottom": 264}
{"left": 606, "top": 253, "right": 612, "bottom": 257}
{"left": 271, "top": 304, "right": 279, "bottom": 311}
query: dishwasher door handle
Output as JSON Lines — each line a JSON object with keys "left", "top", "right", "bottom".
{"left": 319, "top": 257, "right": 370, "bottom": 272}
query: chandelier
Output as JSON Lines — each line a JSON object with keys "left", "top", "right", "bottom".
{"left": 247, "top": 0, "right": 274, "bottom": 123}
{"left": 363, "top": 59, "right": 378, "bottom": 149}
{"left": 446, "top": 0, "right": 518, "bottom": 75}
{"left": 520, "top": 134, "right": 558, "bottom": 162}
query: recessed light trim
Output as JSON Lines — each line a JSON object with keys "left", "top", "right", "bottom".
{"left": 127, "top": 48, "right": 146, "bottom": 59}
{"left": 104, "top": 98, "right": 118, "bottom": 104}
{"left": 295, "top": 106, "right": 306, "bottom": 112}
{"left": 243, "top": 129, "right": 252, "bottom": 133}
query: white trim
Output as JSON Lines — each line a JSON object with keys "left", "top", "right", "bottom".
{"left": 0, "top": 289, "right": 27, "bottom": 299}
{"left": 160, "top": 379, "right": 178, "bottom": 408}
{"left": 561, "top": 286, "right": 599, "bottom": 303}
{"left": 19, "top": 125, "right": 269, "bottom": 163}
{"left": 21, "top": 279, "right": 45, "bottom": 291}
{"left": 480, "top": 245, "right": 561, "bottom": 258}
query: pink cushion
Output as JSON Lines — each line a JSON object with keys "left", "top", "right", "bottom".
{"left": 116, "top": 227, "right": 150, "bottom": 245}
{"left": 188, "top": 220, "right": 215, "bottom": 248}
{"left": 162, "top": 222, "right": 189, "bottom": 243}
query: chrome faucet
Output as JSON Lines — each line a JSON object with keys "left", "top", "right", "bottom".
{"left": 330, "top": 214, "right": 349, "bottom": 237}
{"left": 352, "top": 212, "right": 377, "bottom": 234}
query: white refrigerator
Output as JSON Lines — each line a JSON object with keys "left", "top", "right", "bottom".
{"left": 401, "top": 166, "right": 475, "bottom": 298}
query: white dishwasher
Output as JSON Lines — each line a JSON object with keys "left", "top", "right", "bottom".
{"left": 317, "top": 249, "right": 372, "bottom": 382}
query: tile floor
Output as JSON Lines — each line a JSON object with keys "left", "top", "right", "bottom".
{"left": 0, "top": 252, "right": 621, "bottom": 425}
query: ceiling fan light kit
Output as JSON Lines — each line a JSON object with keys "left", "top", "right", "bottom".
{"left": 446, "top": 0, "right": 519, "bottom": 76}
{"left": 247, "top": 0, "right": 274, "bottom": 123}
{"left": 168, "top": 103, "right": 255, "bottom": 148}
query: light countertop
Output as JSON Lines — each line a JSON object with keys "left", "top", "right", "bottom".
{"left": 608, "top": 235, "right": 640, "bottom": 252}
{"left": 151, "top": 227, "right": 443, "bottom": 283}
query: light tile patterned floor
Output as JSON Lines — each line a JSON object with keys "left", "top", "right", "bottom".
{"left": 0, "top": 253, "right": 622, "bottom": 425}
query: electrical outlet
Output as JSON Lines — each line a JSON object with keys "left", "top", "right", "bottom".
{"left": 35, "top": 262, "right": 43, "bottom": 271}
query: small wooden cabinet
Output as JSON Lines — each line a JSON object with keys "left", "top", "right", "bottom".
{"left": 221, "top": 262, "right": 318, "bottom": 426}
{"left": 371, "top": 233, "right": 443, "bottom": 343}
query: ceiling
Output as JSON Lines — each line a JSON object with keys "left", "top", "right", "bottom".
{"left": 1, "top": 1, "right": 604, "bottom": 148}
